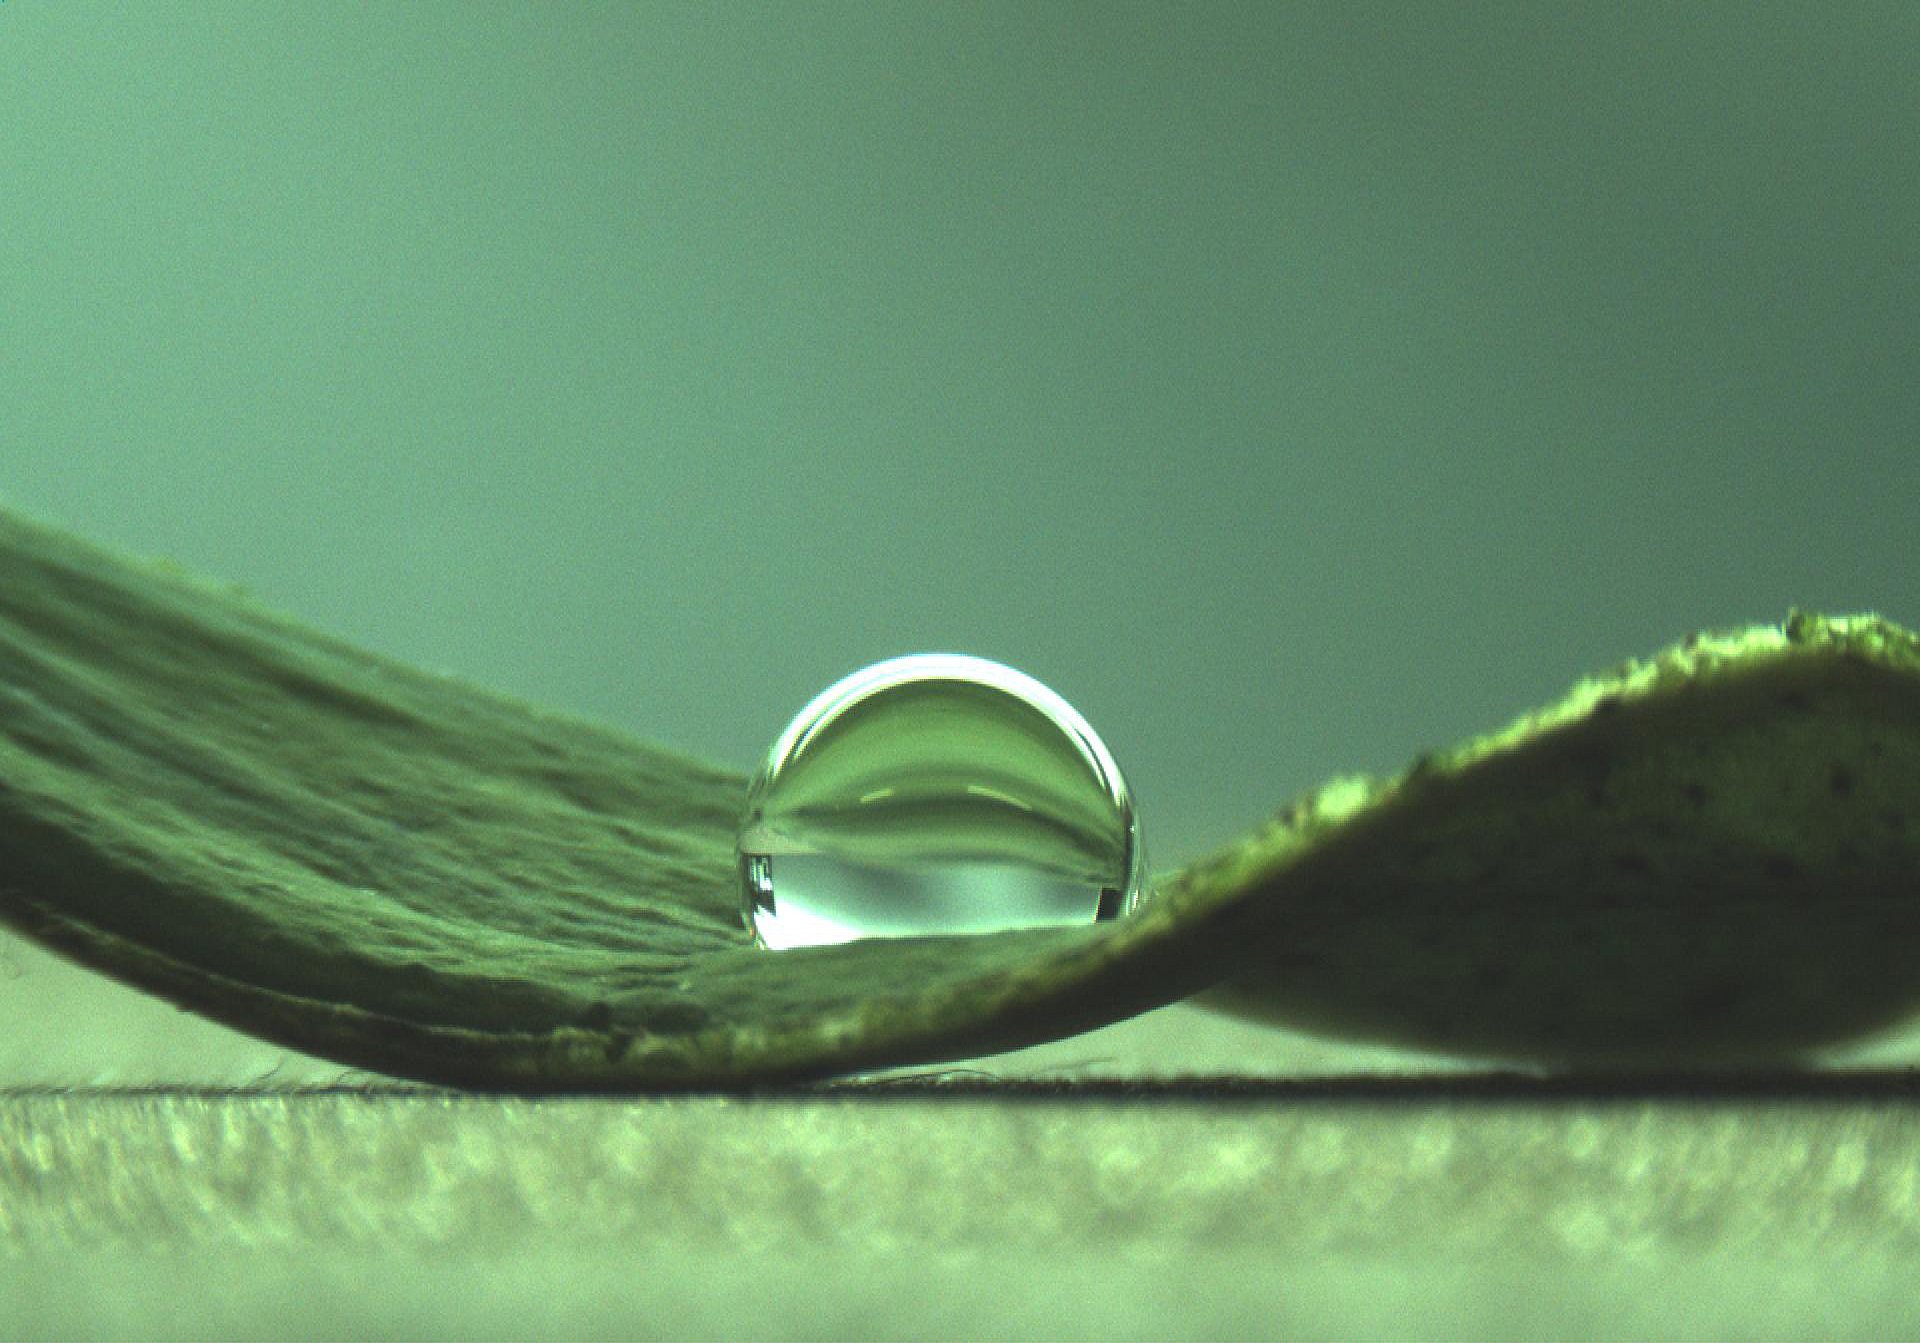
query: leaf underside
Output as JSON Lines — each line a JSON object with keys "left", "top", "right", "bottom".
{"left": 0, "top": 506, "right": 1916, "bottom": 1090}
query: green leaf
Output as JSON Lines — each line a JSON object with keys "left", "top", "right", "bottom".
{"left": 2, "top": 506, "right": 1916, "bottom": 1088}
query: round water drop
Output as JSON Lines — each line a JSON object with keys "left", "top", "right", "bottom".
{"left": 738, "top": 654, "right": 1145, "bottom": 950}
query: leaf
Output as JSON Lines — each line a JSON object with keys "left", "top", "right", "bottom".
{"left": 1, "top": 506, "right": 1916, "bottom": 1089}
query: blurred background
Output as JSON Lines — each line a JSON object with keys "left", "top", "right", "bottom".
{"left": 1, "top": 2, "right": 1915, "bottom": 1084}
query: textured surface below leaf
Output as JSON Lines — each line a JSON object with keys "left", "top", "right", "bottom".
{"left": 10, "top": 1088, "right": 1920, "bottom": 1339}
{"left": 1, "top": 506, "right": 1916, "bottom": 1089}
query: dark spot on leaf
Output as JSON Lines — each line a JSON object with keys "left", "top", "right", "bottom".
{"left": 1830, "top": 764, "right": 1855, "bottom": 797}
{"left": 1682, "top": 782, "right": 1710, "bottom": 808}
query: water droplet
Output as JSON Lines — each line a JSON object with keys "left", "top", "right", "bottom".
{"left": 738, "top": 654, "right": 1145, "bottom": 950}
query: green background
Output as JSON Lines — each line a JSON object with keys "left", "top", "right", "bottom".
{"left": 1, "top": 6, "right": 1918, "bottom": 1335}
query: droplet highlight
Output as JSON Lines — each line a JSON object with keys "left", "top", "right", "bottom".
{"left": 738, "top": 654, "right": 1144, "bottom": 950}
